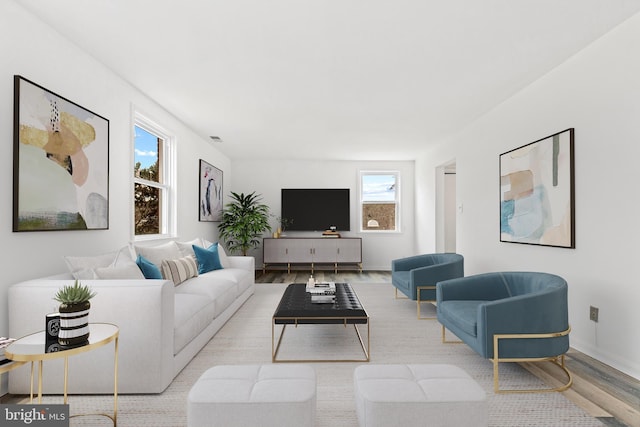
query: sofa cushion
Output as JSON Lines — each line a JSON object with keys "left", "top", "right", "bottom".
{"left": 193, "top": 243, "right": 223, "bottom": 274}
{"left": 134, "top": 241, "right": 182, "bottom": 269}
{"left": 175, "top": 276, "right": 239, "bottom": 317}
{"left": 208, "top": 269, "right": 253, "bottom": 294}
{"left": 174, "top": 293, "right": 216, "bottom": 355}
{"left": 438, "top": 300, "right": 485, "bottom": 337}
{"left": 161, "top": 256, "right": 199, "bottom": 286}
{"left": 392, "top": 271, "right": 410, "bottom": 290}
{"left": 136, "top": 255, "right": 163, "bottom": 279}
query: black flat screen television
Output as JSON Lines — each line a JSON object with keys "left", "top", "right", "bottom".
{"left": 281, "top": 188, "right": 350, "bottom": 231}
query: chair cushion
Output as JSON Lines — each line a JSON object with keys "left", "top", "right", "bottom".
{"left": 438, "top": 300, "right": 485, "bottom": 337}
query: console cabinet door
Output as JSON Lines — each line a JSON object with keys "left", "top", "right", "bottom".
{"left": 336, "top": 238, "right": 362, "bottom": 263}
{"left": 263, "top": 238, "right": 287, "bottom": 263}
{"left": 286, "top": 239, "right": 313, "bottom": 263}
{"left": 312, "top": 239, "right": 338, "bottom": 263}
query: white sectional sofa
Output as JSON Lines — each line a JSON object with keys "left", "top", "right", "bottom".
{"left": 8, "top": 238, "right": 255, "bottom": 394}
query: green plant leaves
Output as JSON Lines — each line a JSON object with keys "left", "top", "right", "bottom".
{"left": 54, "top": 280, "right": 97, "bottom": 304}
{"left": 218, "top": 191, "right": 271, "bottom": 256}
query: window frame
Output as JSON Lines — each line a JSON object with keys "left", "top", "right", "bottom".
{"left": 358, "top": 170, "right": 401, "bottom": 233}
{"left": 132, "top": 111, "right": 177, "bottom": 241}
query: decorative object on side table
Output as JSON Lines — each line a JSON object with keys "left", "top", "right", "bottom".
{"left": 271, "top": 215, "right": 293, "bottom": 238}
{"left": 0, "top": 337, "right": 17, "bottom": 365}
{"left": 45, "top": 312, "right": 61, "bottom": 353}
{"left": 53, "top": 280, "right": 96, "bottom": 347}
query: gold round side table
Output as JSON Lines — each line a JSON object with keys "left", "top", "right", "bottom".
{"left": 5, "top": 323, "right": 119, "bottom": 426}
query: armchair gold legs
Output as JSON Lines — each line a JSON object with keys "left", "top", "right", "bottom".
{"left": 492, "top": 327, "right": 573, "bottom": 394}
{"left": 441, "top": 325, "right": 464, "bottom": 344}
{"left": 416, "top": 286, "right": 436, "bottom": 320}
{"left": 441, "top": 325, "right": 573, "bottom": 393}
{"left": 394, "top": 287, "right": 437, "bottom": 319}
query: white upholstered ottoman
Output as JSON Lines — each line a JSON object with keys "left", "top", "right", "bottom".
{"left": 353, "top": 364, "right": 487, "bottom": 427}
{"left": 187, "top": 364, "right": 316, "bottom": 427}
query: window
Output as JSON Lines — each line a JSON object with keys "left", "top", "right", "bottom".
{"left": 133, "top": 114, "right": 175, "bottom": 238}
{"left": 360, "top": 171, "right": 400, "bottom": 232}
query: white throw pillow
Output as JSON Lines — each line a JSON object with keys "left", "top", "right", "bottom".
{"left": 94, "top": 264, "right": 145, "bottom": 280}
{"left": 65, "top": 251, "right": 118, "bottom": 280}
{"left": 176, "top": 238, "right": 204, "bottom": 258}
{"left": 217, "top": 244, "right": 231, "bottom": 269}
{"left": 92, "top": 247, "right": 143, "bottom": 279}
{"left": 133, "top": 241, "right": 181, "bottom": 269}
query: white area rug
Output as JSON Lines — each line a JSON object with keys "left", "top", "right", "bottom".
{"left": 41, "top": 283, "right": 603, "bottom": 426}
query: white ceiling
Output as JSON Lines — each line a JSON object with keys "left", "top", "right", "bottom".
{"left": 13, "top": 0, "right": 640, "bottom": 161}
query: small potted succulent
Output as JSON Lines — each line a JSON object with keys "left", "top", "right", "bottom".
{"left": 54, "top": 280, "right": 96, "bottom": 346}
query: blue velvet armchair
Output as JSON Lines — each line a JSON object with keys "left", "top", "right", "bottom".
{"left": 436, "top": 271, "right": 572, "bottom": 393}
{"left": 391, "top": 253, "right": 464, "bottom": 319}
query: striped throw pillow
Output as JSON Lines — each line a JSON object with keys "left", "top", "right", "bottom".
{"left": 161, "top": 255, "right": 198, "bottom": 286}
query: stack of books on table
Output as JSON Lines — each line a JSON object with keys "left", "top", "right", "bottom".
{"left": 308, "top": 282, "right": 336, "bottom": 303}
{"left": 322, "top": 230, "right": 341, "bottom": 238}
{"left": 0, "top": 337, "right": 16, "bottom": 365}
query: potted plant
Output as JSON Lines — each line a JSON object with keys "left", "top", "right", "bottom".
{"left": 54, "top": 280, "right": 96, "bottom": 347}
{"left": 218, "top": 191, "right": 272, "bottom": 255}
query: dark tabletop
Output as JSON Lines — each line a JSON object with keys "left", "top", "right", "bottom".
{"left": 273, "top": 283, "right": 368, "bottom": 324}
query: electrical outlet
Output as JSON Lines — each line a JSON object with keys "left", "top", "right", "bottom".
{"left": 589, "top": 306, "right": 599, "bottom": 322}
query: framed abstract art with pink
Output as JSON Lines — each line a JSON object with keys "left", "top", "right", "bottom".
{"left": 13, "top": 75, "right": 109, "bottom": 231}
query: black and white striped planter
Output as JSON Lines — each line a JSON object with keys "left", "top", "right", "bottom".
{"left": 58, "top": 301, "right": 90, "bottom": 347}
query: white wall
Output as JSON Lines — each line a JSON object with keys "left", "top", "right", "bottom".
{"left": 231, "top": 159, "right": 415, "bottom": 270}
{"left": 0, "top": 2, "right": 230, "bottom": 336}
{"left": 416, "top": 12, "right": 640, "bottom": 379}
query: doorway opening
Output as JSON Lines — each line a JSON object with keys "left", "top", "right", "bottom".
{"left": 436, "top": 160, "right": 456, "bottom": 253}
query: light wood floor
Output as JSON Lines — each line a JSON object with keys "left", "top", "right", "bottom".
{"left": 256, "top": 269, "right": 640, "bottom": 427}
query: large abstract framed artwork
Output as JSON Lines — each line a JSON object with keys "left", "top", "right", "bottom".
{"left": 199, "top": 159, "right": 223, "bottom": 222}
{"left": 500, "top": 128, "right": 575, "bottom": 248}
{"left": 13, "top": 76, "right": 110, "bottom": 232}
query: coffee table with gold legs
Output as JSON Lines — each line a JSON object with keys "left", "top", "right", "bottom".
{"left": 272, "top": 283, "right": 370, "bottom": 363}
{"left": 5, "top": 323, "right": 119, "bottom": 426}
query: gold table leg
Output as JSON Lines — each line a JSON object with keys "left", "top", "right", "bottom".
{"left": 64, "top": 356, "right": 68, "bottom": 404}
{"left": 272, "top": 317, "right": 370, "bottom": 363}
{"left": 37, "top": 360, "right": 43, "bottom": 403}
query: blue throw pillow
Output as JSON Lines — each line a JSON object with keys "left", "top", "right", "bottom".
{"left": 193, "top": 243, "right": 223, "bottom": 274}
{"left": 136, "top": 254, "right": 163, "bottom": 279}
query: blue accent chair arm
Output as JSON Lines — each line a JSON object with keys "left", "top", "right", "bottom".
{"left": 392, "top": 253, "right": 463, "bottom": 300}
{"left": 478, "top": 285, "right": 569, "bottom": 359}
